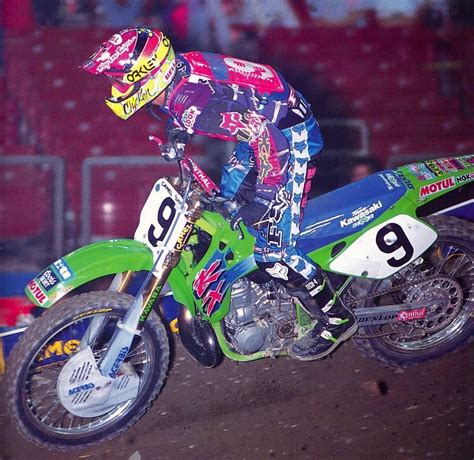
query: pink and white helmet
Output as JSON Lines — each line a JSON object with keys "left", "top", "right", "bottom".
{"left": 81, "top": 27, "right": 176, "bottom": 119}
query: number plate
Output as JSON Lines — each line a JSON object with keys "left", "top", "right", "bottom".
{"left": 134, "top": 179, "right": 188, "bottom": 267}
{"left": 329, "top": 215, "right": 438, "bottom": 278}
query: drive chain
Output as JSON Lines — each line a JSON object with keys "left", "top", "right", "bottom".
{"left": 345, "top": 275, "right": 443, "bottom": 340}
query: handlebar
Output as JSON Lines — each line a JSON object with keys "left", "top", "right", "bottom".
{"left": 148, "top": 135, "right": 245, "bottom": 239}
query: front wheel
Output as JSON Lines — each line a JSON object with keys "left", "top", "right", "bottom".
{"left": 6, "top": 291, "right": 169, "bottom": 450}
{"left": 351, "top": 216, "right": 473, "bottom": 368}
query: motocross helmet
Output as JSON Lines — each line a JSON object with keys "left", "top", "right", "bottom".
{"left": 81, "top": 27, "right": 176, "bottom": 120}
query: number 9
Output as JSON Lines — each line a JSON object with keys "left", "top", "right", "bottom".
{"left": 376, "top": 223, "right": 414, "bottom": 268}
{"left": 147, "top": 197, "right": 176, "bottom": 247}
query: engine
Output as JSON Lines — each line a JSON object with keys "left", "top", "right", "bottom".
{"left": 223, "top": 278, "right": 297, "bottom": 355}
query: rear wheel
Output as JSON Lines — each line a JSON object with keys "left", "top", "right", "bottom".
{"left": 351, "top": 216, "right": 473, "bottom": 368}
{"left": 6, "top": 291, "right": 169, "bottom": 450}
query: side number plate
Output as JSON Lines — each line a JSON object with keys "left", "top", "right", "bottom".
{"left": 329, "top": 215, "right": 438, "bottom": 278}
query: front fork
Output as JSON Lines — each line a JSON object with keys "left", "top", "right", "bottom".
{"left": 78, "top": 271, "right": 144, "bottom": 354}
{"left": 80, "top": 198, "right": 201, "bottom": 378}
{"left": 98, "top": 263, "right": 175, "bottom": 377}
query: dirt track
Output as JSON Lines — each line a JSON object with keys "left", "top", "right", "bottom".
{"left": 1, "top": 337, "right": 472, "bottom": 459}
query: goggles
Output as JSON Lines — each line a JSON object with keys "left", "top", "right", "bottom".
{"left": 105, "top": 54, "right": 176, "bottom": 120}
{"left": 105, "top": 77, "right": 161, "bottom": 120}
{"left": 106, "top": 73, "right": 134, "bottom": 94}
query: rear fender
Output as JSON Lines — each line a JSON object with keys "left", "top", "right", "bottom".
{"left": 396, "top": 154, "right": 473, "bottom": 208}
{"left": 25, "top": 239, "right": 154, "bottom": 308}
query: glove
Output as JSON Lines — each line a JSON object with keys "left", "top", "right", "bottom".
{"left": 231, "top": 201, "right": 269, "bottom": 230}
{"left": 167, "top": 126, "right": 191, "bottom": 145}
{"left": 162, "top": 126, "right": 191, "bottom": 161}
{"left": 230, "top": 185, "right": 277, "bottom": 230}
{"left": 231, "top": 185, "right": 278, "bottom": 230}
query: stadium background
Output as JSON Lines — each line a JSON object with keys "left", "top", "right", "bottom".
{"left": 0, "top": 0, "right": 473, "bottom": 325}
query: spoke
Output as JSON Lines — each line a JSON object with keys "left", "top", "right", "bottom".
{"left": 50, "top": 407, "right": 72, "bottom": 428}
{"left": 39, "top": 399, "right": 64, "bottom": 425}
{"left": 445, "top": 253, "right": 469, "bottom": 276}
{"left": 126, "top": 348, "right": 146, "bottom": 360}
{"left": 434, "top": 244, "right": 455, "bottom": 274}
{"left": 81, "top": 315, "right": 108, "bottom": 349}
{"left": 33, "top": 362, "right": 66, "bottom": 376}
{"left": 69, "top": 414, "right": 92, "bottom": 430}
{"left": 32, "top": 386, "right": 59, "bottom": 399}
{"left": 458, "top": 262, "right": 474, "bottom": 279}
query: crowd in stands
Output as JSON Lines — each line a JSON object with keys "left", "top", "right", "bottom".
{"left": 0, "top": 0, "right": 473, "bottom": 259}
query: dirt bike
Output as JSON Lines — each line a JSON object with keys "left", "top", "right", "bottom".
{"left": 6, "top": 137, "right": 473, "bottom": 450}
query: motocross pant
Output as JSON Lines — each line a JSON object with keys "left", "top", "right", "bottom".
{"left": 220, "top": 116, "right": 323, "bottom": 285}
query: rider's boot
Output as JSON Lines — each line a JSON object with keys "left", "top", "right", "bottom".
{"left": 285, "top": 273, "right": 357, "bottom": 360}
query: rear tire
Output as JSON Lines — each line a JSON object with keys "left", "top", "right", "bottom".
{"left": 6, "top": 291, "right": 169, "bottom": 450}
{"left": 352, "top": 216, "right": 473, "bottom": 368}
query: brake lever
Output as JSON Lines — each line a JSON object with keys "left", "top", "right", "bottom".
{"left": 148, "top": 135, "right": 184, "bottom": 161}
{"left": 148, "top": 135, "right": 163, "bottom": 147}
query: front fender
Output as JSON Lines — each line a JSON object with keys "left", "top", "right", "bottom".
{"left": 25, "top": 239, "right": 154, "bottom": 308}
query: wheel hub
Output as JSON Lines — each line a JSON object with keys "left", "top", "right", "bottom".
{"left": 401, "top": 275, "right": 464, "bottom": 335}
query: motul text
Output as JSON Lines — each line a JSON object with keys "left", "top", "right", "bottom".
{"left": 419, "top": 177, "right": 455, "bottom": 197}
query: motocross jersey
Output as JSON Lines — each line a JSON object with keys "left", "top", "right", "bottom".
{"left": 162, "top": 52, "right": 323, "bottom": 280}
{"left": 162, "top": 52, "right": 323, "bottom": 202}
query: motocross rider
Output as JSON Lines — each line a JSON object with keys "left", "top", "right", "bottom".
{"left": 81, "top": 27, "right": 357, "bottom": 360}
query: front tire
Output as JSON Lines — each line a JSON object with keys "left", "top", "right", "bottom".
{"left": 6, "top": 291, "right": 169, "bottom": 450}
{"left": 352, "top": 216, "right": 473, "bottom": 368}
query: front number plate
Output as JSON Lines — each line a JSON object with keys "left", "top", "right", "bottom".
{"left": 134, "top": 179, "right": 188, "bottom": 270}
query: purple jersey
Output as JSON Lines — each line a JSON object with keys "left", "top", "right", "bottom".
{"left": 162, "top": 52, "right": 315, "bottom": 192}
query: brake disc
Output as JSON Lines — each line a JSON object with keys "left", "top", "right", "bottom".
{"left": 57, "top": 346, "right": 140, "bottom": 418}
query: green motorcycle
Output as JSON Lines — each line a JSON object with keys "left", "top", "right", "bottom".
{"left": 6, "top": 143, "right": 473, "bottom": 450}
